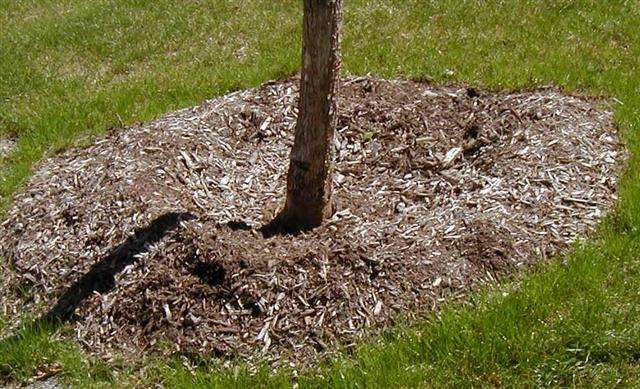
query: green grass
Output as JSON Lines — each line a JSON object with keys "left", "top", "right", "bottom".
{"left": 1, "top": 0, "right": 639, "bottom": 387}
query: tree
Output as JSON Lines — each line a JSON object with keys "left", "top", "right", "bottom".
{"left": 271, "top": 0, "right": 343, "bottom": 233}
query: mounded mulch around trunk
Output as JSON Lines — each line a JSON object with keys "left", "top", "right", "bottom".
{"left": 0, "top": 76, "right": 624, "bottom": 367}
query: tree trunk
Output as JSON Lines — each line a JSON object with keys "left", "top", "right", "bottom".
{"left": 276, "top": 0, "right": 343, "bottom": 232}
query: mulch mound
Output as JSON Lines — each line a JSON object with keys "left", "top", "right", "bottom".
{"left": 0, "top": 76, "right": 624, "bottom": 367}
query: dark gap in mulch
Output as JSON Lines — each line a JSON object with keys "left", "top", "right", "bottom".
{"left": 191, "top": 260, "right": 226, "bottom": 287}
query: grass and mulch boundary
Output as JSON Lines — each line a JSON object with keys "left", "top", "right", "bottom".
{"left": 3, "top": 231, "right": 639, "bottom": 387}
{"left": 1, "top": 0, "right": 639, "bottom": 387}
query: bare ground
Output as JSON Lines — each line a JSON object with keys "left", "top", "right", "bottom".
{"left": 0, "top": 76, "right": 624, "bottom": 367}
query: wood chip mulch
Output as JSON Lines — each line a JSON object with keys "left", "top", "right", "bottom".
{"left": 0, "top": 138, "right": 16, "bottom": 160}
{"left": 0, "top": 76, "right": 625, "bottom": 367}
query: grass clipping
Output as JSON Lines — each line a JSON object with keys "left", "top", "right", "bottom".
{"left": 0, "top": 76, "right": 624, "bottom": 367}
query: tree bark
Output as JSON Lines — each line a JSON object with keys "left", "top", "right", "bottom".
{"left": 275, "top": 0, "right": 343, "bottom": 232}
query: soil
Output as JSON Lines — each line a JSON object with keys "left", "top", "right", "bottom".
{"left": 0, "top": 76, "right": 624, "bottom": 367}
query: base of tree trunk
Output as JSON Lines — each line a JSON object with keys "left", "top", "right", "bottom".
{"left": 275, "top": 0, "right": 342, "bottom": 233}
{"left": 261, "top": 200, "right": 334, "bottom": 237}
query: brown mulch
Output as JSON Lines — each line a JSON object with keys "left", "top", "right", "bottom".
{"left": 0, "top": 76, "right": 624, "bottom": 367}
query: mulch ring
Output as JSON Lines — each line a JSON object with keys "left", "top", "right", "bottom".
{"left": 0, "top": 76, "right": 625, "bottom": 368}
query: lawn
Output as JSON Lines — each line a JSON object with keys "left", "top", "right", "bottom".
{"left": 1, "top": 0, "right": 639, "bottom": 387}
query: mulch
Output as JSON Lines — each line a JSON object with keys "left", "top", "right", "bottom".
{"left": 0, "top": 76, "right": 624, "bottom": 367}
{"left": 0, "top": 138, "right": 16, "bottom": 160}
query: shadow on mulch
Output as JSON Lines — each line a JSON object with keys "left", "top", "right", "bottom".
{"left": 38, "top": 212, "right": 195, "bottom": 326}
